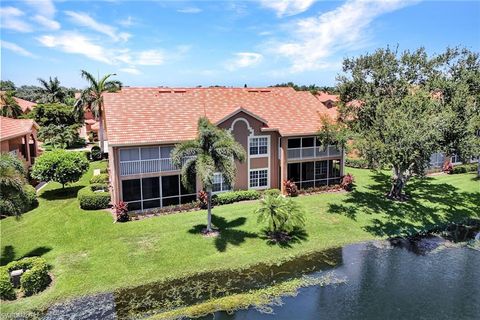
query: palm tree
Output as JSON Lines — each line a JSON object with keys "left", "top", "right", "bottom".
{"left": 37, "top": 76, "right": 65, "bottom": 103}
{"left": 75, "top": 70, "right": 122, "bottom": 153}
{"left": 171, "top": 117, "right": 246, "bottom": 233}
{"left": 255, "top": 194, "right": 305, "bottom": 238}
{"left": 0, "top": 153, "right": 27, "bottom": 216}
{"left": 0, "top": 91, "right": 22, "bottom": 118}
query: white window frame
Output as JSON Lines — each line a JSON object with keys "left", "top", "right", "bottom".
{"left": 249, "top": 168, "right": 269, "bottom": 189}
{"left": 248, "top": 136, "right": 269, "bottom": 158}
{"left": 212, "top": 172, "right": 232, "bottom": 194}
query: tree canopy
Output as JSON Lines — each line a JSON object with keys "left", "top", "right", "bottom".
{"left": 31, "top": 150, "right": 89, "bottom": 188}
{"left": 335, "top": 47, "right": 450, "bottom": 199}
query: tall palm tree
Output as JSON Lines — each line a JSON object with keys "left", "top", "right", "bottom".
{"left": 171, "top": 117, "right": 246, "bottom": 233}
{"left": 75, "top": 70, "right": 122, "bottom": 153}
{"left": 37, "top": 76, "right": 65, "bottom": 103}
{"left": 0, "top": 91, "right": 22, "bottom": 118}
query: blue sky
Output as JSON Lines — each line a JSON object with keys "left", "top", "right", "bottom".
{"left": 1, "top": 0, "right": 479, "bottom": 88}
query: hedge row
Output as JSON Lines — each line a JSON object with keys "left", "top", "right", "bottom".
{"left": 77, "top": 183, "right": 111, "bottom": 210}
{"left": 90, "top": 173, "right": 109, "bottom": 184}
{"left": 345, "top": 158, "right": 371, "bottom": 169}
{"left": 212, "top": 190, "right": 261, "bottom": 205}
{"left": 451, "top": 163, "right": 477, "bottom": 174}
{"left": 0, "top": 257, "right": 50, "bottom": 300}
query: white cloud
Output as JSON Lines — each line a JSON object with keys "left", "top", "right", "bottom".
{"left": 260, "top": 0, "right": 315, "bottom": 17}
{"left": 177, "top": 7, "right": 203, "bottom": 14}
{"left": 0, "top": 7, "right": 33, "bottom": 32}
{"left": 37, "top": 32, "right": 113, "bottom": 64}
{"left": 119, "top": 67, "right": 141, "bottom": 75}
{"left": 225, "top": 52, "right": 263, "bottom": 71}
{"left": 272, "top": 0, "right": 418, "bottom": 72}
{"left": 137, "top": 50, "right": 165, "bottom": 65}
{"left": 23, "top": 0, "right": 56, "bottom": 18}
{"left": 65, "top": 11, "right": 131, "bottom": 42}
{"left": 32, "top": 15, "right": 60, "bottom": 30}
{"left": 1, "top": 40, "right": 36, "bottom": 57}
{"left": 118, "top": 16, "right": 135, "bottom": 27}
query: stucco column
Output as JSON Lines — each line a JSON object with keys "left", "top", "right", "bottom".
{"left": 108, "top": 146, "right": 120, "bottom": 204}
{"left": 280, "top": 137, "right": 288, "bottom": 194}
{"left": 24, "top": 134, "right": 31, "bottom": 165}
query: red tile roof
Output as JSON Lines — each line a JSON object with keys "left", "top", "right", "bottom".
{"left": 315, "top": 91, "right": 339, "bottom": 103}
{"left": 104, "top": 87, "right": 336, "bottom": 146}
{"left": 0, "top": 116, "right": 39, "bottom": 141}
{"left": 0, "top": 91, "right": 36, "bottom": 113}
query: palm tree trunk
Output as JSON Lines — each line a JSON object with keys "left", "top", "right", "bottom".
{"left": 98, "top": 112, "right": 105, "bottom": 154}
{"left": 206, "top": 187, "right": 212, "bottom": 232}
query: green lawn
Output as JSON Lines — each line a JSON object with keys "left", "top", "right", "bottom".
{"left": 1, "top": 162, "right": 478, "bottom": 313}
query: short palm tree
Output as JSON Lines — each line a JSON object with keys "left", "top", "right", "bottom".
{"left": 37, "top": 76, "right": 65, "bottom": 103}
{"left": 255, "top": 194, "right": 305, "bottom": 238}
{"left": 0, "top": 91, "right": 22, "bottom": 118}
{"left": 171, "top": 117, "right": 246, "bottom": 233}
{"left": 75, "top": 70, "right": 122, "bottom": 153}
{"left": 0, "top": 153, "right": 27, "bottom": 216}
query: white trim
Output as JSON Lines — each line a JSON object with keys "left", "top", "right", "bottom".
{"left": 229, "top": 117, "right": 255, "bottom": 136}
{"left": 216, "top": 107, "right": 268, "bottom": 126}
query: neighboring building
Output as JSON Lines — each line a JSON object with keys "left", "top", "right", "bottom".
{"left": 103, "top": 87, "right": 345, "bottom": 211}
{"left": 0, "top": 91, "right": 36, "bottom": 114}
{"left": 0, "top": 116, "right": 40, "bottom": 166}
{"left": 429, "top": 152, "right": 478, "bottom": 169}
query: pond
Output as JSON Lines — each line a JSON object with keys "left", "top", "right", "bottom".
{"left": 200, "top": 240, "right": 479, "bottom": 320}
{"left": 40, "top": 230, "right": 479, "bottom": 320}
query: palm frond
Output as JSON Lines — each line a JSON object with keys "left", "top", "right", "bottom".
{"left": 171, "top": 140, "right": 200, "bottom": 167}
{"left": 195, "top": 153, "right": 216, "bottom": 188}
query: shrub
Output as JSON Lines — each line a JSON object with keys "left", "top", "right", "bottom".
{"left": 297, "top": 184, "right": 342, "bottom": 195}
{"left": 91, "top": 146, "right": 102, "bottom": 161}
{"left": 4, "top": 257, "right": 50, "bottom": 297}
{"left": 84, "top": 150, "right": 91, "bottom": 161}
{"left": 345, "top": 158, "right": 370, "bottom": 169}
{"left": 90, "top": 173, "right": 109, "bottom": 184}
{"left": 341, "top": 173, "right": 355, "bottom": 191}
{"left": 113, "top": 201, "right": 130, "bottom": 222}
{"left": 0, "top": 268, "right": 15, "bottom": 300}
{"left": 264, "top": 188, "right": 281, "bottom": 197}
{"left": 23, "top": 184, "right": 38, "bottom": 212}
{"left": 100, "top": 167, "right": 108, "bottom": 174}
{"left": 443, "top": 162, "right": 453, "bottom": 174}
{"left": 255, "top": 194, "right": 306, "bottom": 238}
{"left": 31, "top": 150, "right": 89, "bottom": 188}
{"left": 198, "top": 190, "right": 208, "bottom": 209}
{"left": 212, "top": 190, "right": 260, "bottom": 205}
{"left": 77, "top": 183, "right": 111, "bottom": 210}
{"left": 283, "top": 180, "right": 298, "bottom": 197}
{"left": 451, "top": 163, "right": 477, "bottom": 174}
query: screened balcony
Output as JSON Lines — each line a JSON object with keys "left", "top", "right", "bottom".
{"left": 286, "top": 137, "right": 341, "bottom": 160}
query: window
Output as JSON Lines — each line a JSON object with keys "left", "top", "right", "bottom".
{"left": 122, "top": 179, "right": 141, "bottom": 202}
{"left": 249, "top": 169, "right": 268, "bottom": 188}
{"left": 162, "top": 175, "right": 179, "bottom": 197}
{"left": 250, "top": 137, "right": 268, "bottom": 156}
{"left": 288, "top": 138, "right": 301, "bottom": 149}
{"left": 120, "top": 148, "right": 140, "bottom": 162}
{"left": 286, "top": 159, "right": 342, "bottom": 190}
{"left": 315, "top": 161, "right": 327, "bottom": 179}
{"left": 287, "top": 163, "right": 300, "bottom": 182}
{"left": 212, "top": 173, "right": 231, "bottom": 193}
{"left": 329, "top": 159, "right": 341, "bottom": 178}
{"left": 301, "top": 162, "right": 315, "bottom": 181}
{"left": 141, "top": 147, "right": 159, "bottom": 160}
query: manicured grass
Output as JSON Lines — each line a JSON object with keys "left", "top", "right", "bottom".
{"left": 0, "top": 163, "right": 478, "bottom": 313}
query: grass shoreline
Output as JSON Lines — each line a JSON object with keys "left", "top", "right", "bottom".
{"left": 1, "top": 162, "right": 478, "bottom": 314}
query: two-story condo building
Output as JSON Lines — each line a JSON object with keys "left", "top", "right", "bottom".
{"left": 103, "top": 87, "right": 344, "bottom": 212}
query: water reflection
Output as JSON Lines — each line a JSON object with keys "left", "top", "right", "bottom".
{"left": 204, "top": 242, "right": 480, "bottom": 320}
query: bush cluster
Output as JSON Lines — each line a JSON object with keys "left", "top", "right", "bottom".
{"left": 345, "top": 158, "right": 370, "bottom": 169}
{"left": 90, "top": 173, "right": 109, "bottom": 184}
{"left": 212, "top": 190, "right": 260, "bottom": 205}
{"left": 113, "top": 201, "right": 130, "bottom": 222}
{"left": 91, "top": 146, "right": 103, "bottom": 161}
{"left": 297, "top": 184, "right": 343, "bottom": 195}
{"left": 0, "top": 257, "right": 50, "bottom": 300}
{"left": 77, "top": 183, "right": 111, "bottom": 210}
{"left": 450, "top": 164, "right": 477, "bottom": 174}
{"left": 341, "top": 173, "right": 355, "bottom": 191}
{"left": 263, "top": 188, "right": 281, "bottom": 197}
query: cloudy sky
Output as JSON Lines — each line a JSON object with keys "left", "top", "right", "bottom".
{"left": 1, "top": 0, "right": 479, "bottom": 88}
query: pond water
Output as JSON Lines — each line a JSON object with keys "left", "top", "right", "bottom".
{"left": 39, "top": 232, "right": 479, "bottom": 320}
{"left": 200, "top": 240, "right": 480, "bottom": 320}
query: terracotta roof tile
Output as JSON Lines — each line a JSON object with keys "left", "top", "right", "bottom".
{"left": 104, "top": 87, "right": 336, "bottom": 146}
{"left": 0, "top": 91, "right": 36, "bottom": 113}
{"left": 0, "top": 116, "right": 38, "bottom": 141}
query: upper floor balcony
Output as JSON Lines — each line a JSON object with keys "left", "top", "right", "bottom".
{"left": 286, "top": 137, "right": 341, "bottom": 161}
{"left": 119, "top": 146, "right": 194, "bottom": 176}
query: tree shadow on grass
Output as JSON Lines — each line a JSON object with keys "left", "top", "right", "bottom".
{"left": 328, "top": 171, "right": 480, "bottom": 237}
{"left": 40, "top": 186, "right": 84, "bottom": 201}
{"left": 188, "top": 214, "right": 258, "bottom": 252}
{"left": 1, "top": 245, "right": 52, "bottom": 266}
{"left": 259, "top": 226, "right": 309, "bottom": 249}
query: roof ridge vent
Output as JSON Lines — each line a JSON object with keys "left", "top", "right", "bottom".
{"left": 158, "top": 90, "right": 172, "bottom": 93}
